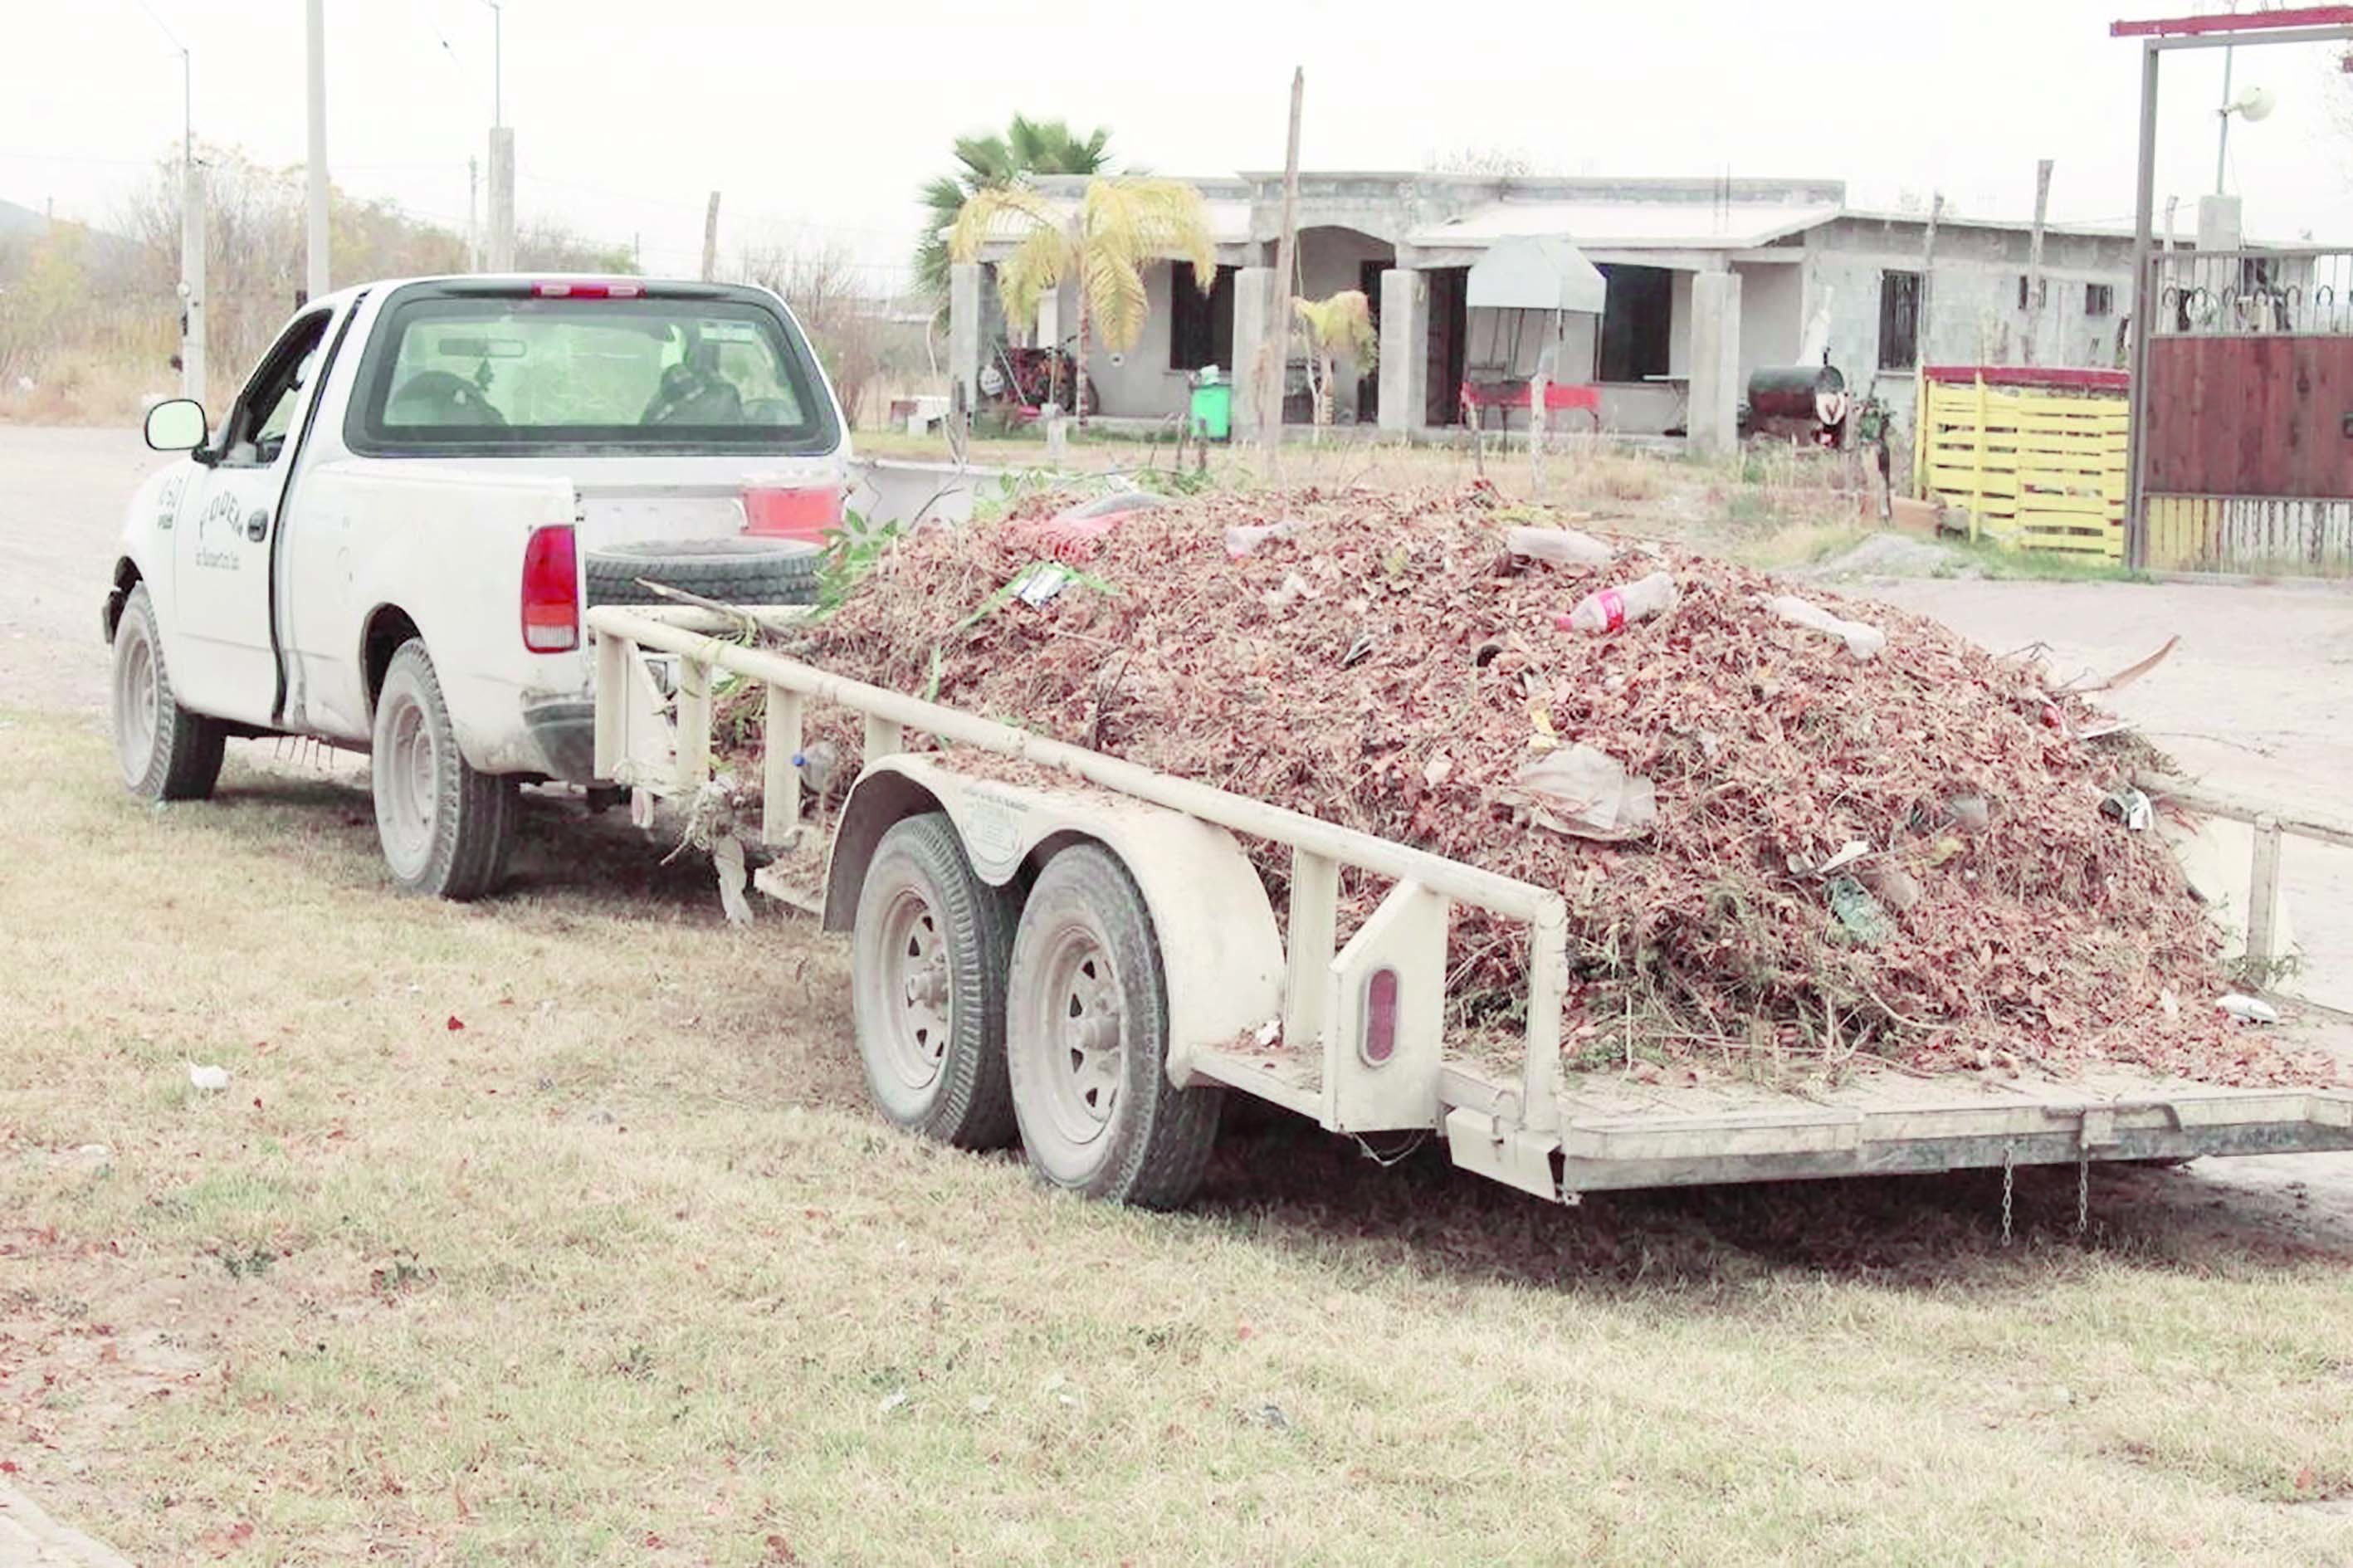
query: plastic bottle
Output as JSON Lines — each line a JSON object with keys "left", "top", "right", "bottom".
{"left": 1565, "top": 571, "right": 1678, "bottom": 634}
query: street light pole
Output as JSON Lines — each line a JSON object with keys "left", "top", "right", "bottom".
{"left": 2215, "top": 46, "right": 2234, "bottom": 194}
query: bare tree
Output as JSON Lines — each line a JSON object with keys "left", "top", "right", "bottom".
{"left": 735, "top": 240, "right": 884, "bottom": 427}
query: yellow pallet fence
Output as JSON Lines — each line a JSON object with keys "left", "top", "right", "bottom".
{"left": 1911, "top": 369, "right": 2129, "bottom": 559}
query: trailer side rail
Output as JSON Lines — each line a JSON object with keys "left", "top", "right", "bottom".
{"left": 586, "top": 604, "right": 1574, "bottom": 1133}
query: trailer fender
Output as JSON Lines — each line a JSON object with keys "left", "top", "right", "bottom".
{"left": 824, "top": 755, "right": 1284, "bottom": 1086}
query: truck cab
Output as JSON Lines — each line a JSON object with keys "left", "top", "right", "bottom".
{"left": 104, "top": 275, "right": 847, "bottom": 897}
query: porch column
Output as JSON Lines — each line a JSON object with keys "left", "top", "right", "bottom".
{"left": 948, "top": 261, "right": 983, "bottom": 416}
{"left": 1688, "top": 270, "right": 1742, "bottom": 457}
{"left": 1230, "top": 265, "right": 1275, "bottom": 437}
{"left": 1378, "top": 269, "right": 1428, "bottom": 434}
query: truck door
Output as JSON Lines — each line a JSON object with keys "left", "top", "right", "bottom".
{"left": 168, "top": 305, "right": 336, "bottom": 725}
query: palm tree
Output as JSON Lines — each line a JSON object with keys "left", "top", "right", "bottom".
{"left": 949, "top": 177, "right": 1214, "bottom": 424}
{"left": 914, "top": 116, "right": 1113, "bottom": 309}
{"left": 1291, "top": 289, "right": 1379, "bottom": 433}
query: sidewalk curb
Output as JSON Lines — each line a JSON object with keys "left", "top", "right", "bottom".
{"left": 0, "top": 1484, "right": 134, "bottom": 1567}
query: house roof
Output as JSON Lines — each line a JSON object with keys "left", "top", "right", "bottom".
{"left": 1408, "top": 197, "right": 1839, "bottom": 252}
{"left": 954, "top": 193, "right": 1256, "bottom": 251}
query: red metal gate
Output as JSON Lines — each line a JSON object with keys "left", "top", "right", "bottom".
{"left": 2137, "top": 247, "right": 2353, "bottom": 573}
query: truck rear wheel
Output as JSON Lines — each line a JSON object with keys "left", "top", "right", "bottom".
{"left": 851, "top": 813, "right": 1018, "bottom": 1148}
{"left": 1006, "top": 845, "right": 1221, "bottom": 1209}
{"left": 370, "top": 640, "right": 517, "bottom": 901}
{"left": 110, "top": 584, "right": 226, "bottom": 802}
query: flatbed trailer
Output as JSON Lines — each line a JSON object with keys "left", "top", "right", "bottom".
{"left": 587, "top": 603, "right": 2353, "bottom": 1209}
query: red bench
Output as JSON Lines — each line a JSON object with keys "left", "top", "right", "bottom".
{"left": 1459, "top": 379, "right": 1602, "bottom": 429}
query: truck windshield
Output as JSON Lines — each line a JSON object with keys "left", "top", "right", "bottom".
{"left": 349, "top": 290, "right": 838, "bottom": 455}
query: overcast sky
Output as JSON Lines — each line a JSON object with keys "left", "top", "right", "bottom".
{"left": 7, "top": 0, "right": 2351, "bottom": 289}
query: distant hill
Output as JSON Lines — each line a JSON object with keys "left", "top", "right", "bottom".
{"left": 0, "top": 197, "right": 143, "bottom": 273}
{"left": 0, "top": 198, "right": 50, "bottom": 241}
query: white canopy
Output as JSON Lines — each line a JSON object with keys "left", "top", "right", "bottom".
{"left": 1466, "top": 236, "right": 1607, "bottom": 315}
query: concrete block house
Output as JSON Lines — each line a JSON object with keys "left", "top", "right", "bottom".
{"left": 945, "top": 172, "right": 2143, "bottom": 443}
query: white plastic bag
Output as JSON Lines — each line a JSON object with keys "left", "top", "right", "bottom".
{"left": 1756, "top": 593, "right": 1887, "bottom": 661}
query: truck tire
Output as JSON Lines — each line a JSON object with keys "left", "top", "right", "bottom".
{"left": 583, "top": 538, "right": 821, "bottom": 608}
{"left": 1005, "top": 844, "right": 1222, "bottom": 1209}
{"left": 110, "top": 583, "right": 227, "bottom": 802}
{"left": 850, "top": 813, "right": 1018, "bottom": 1149}
{"left": 370, "top": 639, "right": 517, "bottom": 901}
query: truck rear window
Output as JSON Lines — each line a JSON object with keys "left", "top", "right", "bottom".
{"left": 348, "top": 289, "right": 838, "bottom": 455}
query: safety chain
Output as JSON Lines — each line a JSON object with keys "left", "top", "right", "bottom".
{"left": 2077, "top": 1149, "right": 2091, "bottom": 1237}
{"left": 2000, "top": 1145, "right": 2016, "bottom": 1247}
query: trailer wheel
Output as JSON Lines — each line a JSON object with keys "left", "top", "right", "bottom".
{"left": 850, "top": 813, "right": 1018, "bottom": 1149}
{"left": 110, "top": 584, "right": 226, "bottom": 802}
{"left": 1006, "top": 844, "right": 1222, "bottom": 1209}
{"left": 371, "top": 640, "right": 518, "bottom": 900}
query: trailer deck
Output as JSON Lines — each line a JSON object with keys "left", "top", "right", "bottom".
{"left": 588, "top": 602, "right": 2353, "bottom": 1210}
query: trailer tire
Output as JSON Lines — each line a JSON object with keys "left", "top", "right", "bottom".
{"left": 1006, "top": 844, "right": 1221, "bottom": 1209}
{"left": 850, "top": 813, "right": 1018, "bottom": 1149}
{"left": 370, "top": 640, "right": 518, "bottom": 900}
{"left": 583, "top": 538, "right": 821, "bottom": 608}
{"left": 110, "top": 584, "right": 228, "bottom": 802}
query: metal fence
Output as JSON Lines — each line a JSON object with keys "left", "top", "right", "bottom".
{"left": 2150, "top": 247, "right": 2353, "bottom": 337}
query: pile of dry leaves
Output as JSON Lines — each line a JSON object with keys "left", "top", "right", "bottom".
{"left": 759, "top": 483, "right": 2327, "bottom": 1086}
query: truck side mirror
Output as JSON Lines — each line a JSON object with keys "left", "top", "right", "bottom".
{"left": 144, "top": 398, "right": 209, "bottom": 455}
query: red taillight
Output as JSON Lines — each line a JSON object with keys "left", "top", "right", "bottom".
{"left": 743, "top": 482, "right": 846, "bottom": 543}
{"left": 530, "top": 280, "right": 643, "bottom": 300}
{"left": 520, "top": 525, "right": 579, "bottom": 652}
{"left": 1361, "top": 967, "right": 1399, "bottom": 1066}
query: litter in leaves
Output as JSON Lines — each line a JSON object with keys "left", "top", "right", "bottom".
{"left": 730, "top": 483, "right": 2330, "bottom": 1087}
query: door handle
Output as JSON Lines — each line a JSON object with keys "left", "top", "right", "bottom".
{"left": 245, "top": 509, "right": 271, "bottom": 542}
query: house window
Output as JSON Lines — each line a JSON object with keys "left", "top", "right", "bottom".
{"left": 2015, "top": 274, "right": 2050, "bottom": 311}
{"left": 2084, "top": 282, "right": 2115, "bottom": 318}
{"left": 1878, "top": 271, "right": 1921, "bottom": 370}
{"left": 1595, "top": 263, "right": 1672, "bottom": 382}
{"left": 1169, "top": 264, "right": 1236, "bottom": 373}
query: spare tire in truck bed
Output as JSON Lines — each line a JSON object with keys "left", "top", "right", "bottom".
{"left": 583, "top": 537, "right": 822, "bottom": 608}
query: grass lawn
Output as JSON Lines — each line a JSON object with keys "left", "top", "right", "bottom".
{"left": 3, "top": 709, "right": 2351, "bottom": 1564}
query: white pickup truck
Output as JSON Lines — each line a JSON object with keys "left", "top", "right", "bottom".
{"left": 105, "top": 274, "right": 848, "bottom": 898}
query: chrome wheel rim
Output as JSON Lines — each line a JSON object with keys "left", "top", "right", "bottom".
{"left": 379, "top": 693, "right": 437, "bottom": 872}
{"left": 875, "top": 886, "right": 951, "bottom": 1092}
{"left": 112, "top": 625, "right": 159, "bottom": 786}
{"left": 1029, "top": 926, "right": 1123, "bottom": 1147}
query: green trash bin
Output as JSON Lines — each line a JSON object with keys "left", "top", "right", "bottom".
{"left": 1188, "top": 369, "right": 1233, "bottom": 442}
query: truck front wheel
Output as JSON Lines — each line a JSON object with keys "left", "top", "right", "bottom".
{"left": 370, "top": 639, "right": 517, "bottom": 900}
{"left": 110, "top": 584, "right": 226, "bottom": 802}
{"left": 1005, "top": 845, "right": 1222, "bottom": 1209}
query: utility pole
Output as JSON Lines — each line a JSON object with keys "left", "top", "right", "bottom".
{"left": 137, "top": 1, "right": 203, "bottom": 398}
{"left": 481, "top": 0, "right": 513, "bottom": 271}
{"left": 304, "top": 0, "right": 330, "bottom": 300}
{"left": 486, "top": 127, "right": 515, "bottom": 271}
{"left": 180, "top": 165, "right": 206, "bottom": 401}
{"left": 1257, "top": 67, "right": 1304, "bottom": 453}
{"left": 468, "top": 155, "right": 480, "bottom": 271}
{"left": 486, "top": 0, "right": 504, "bottom": 128}
{"left": 1918, "top": 191, "right": 1943, "bottom": 363}
{"left": 2023, "top": 159, "right": 2053, "bottom": 366}
{"left": 701, "top": 191, "right": 721, "bottom": 281}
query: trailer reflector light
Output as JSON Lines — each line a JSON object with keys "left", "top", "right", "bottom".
{"left": 530, "top": 280, "right": 644, "bottom": 300}
{"left": 1362, "top": 967, "right": 1400, "bottom": 1065}
{"left": 520, "top": 525, "right": 580, "bottom": 652}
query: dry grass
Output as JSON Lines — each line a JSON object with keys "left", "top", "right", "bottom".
{"left": 5, "top": 709, "right": 2353, "bottom": 1564}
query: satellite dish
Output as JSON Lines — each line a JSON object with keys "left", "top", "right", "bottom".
{"left": 2229, "top": 84, "right": 2277, "bottom": 122}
